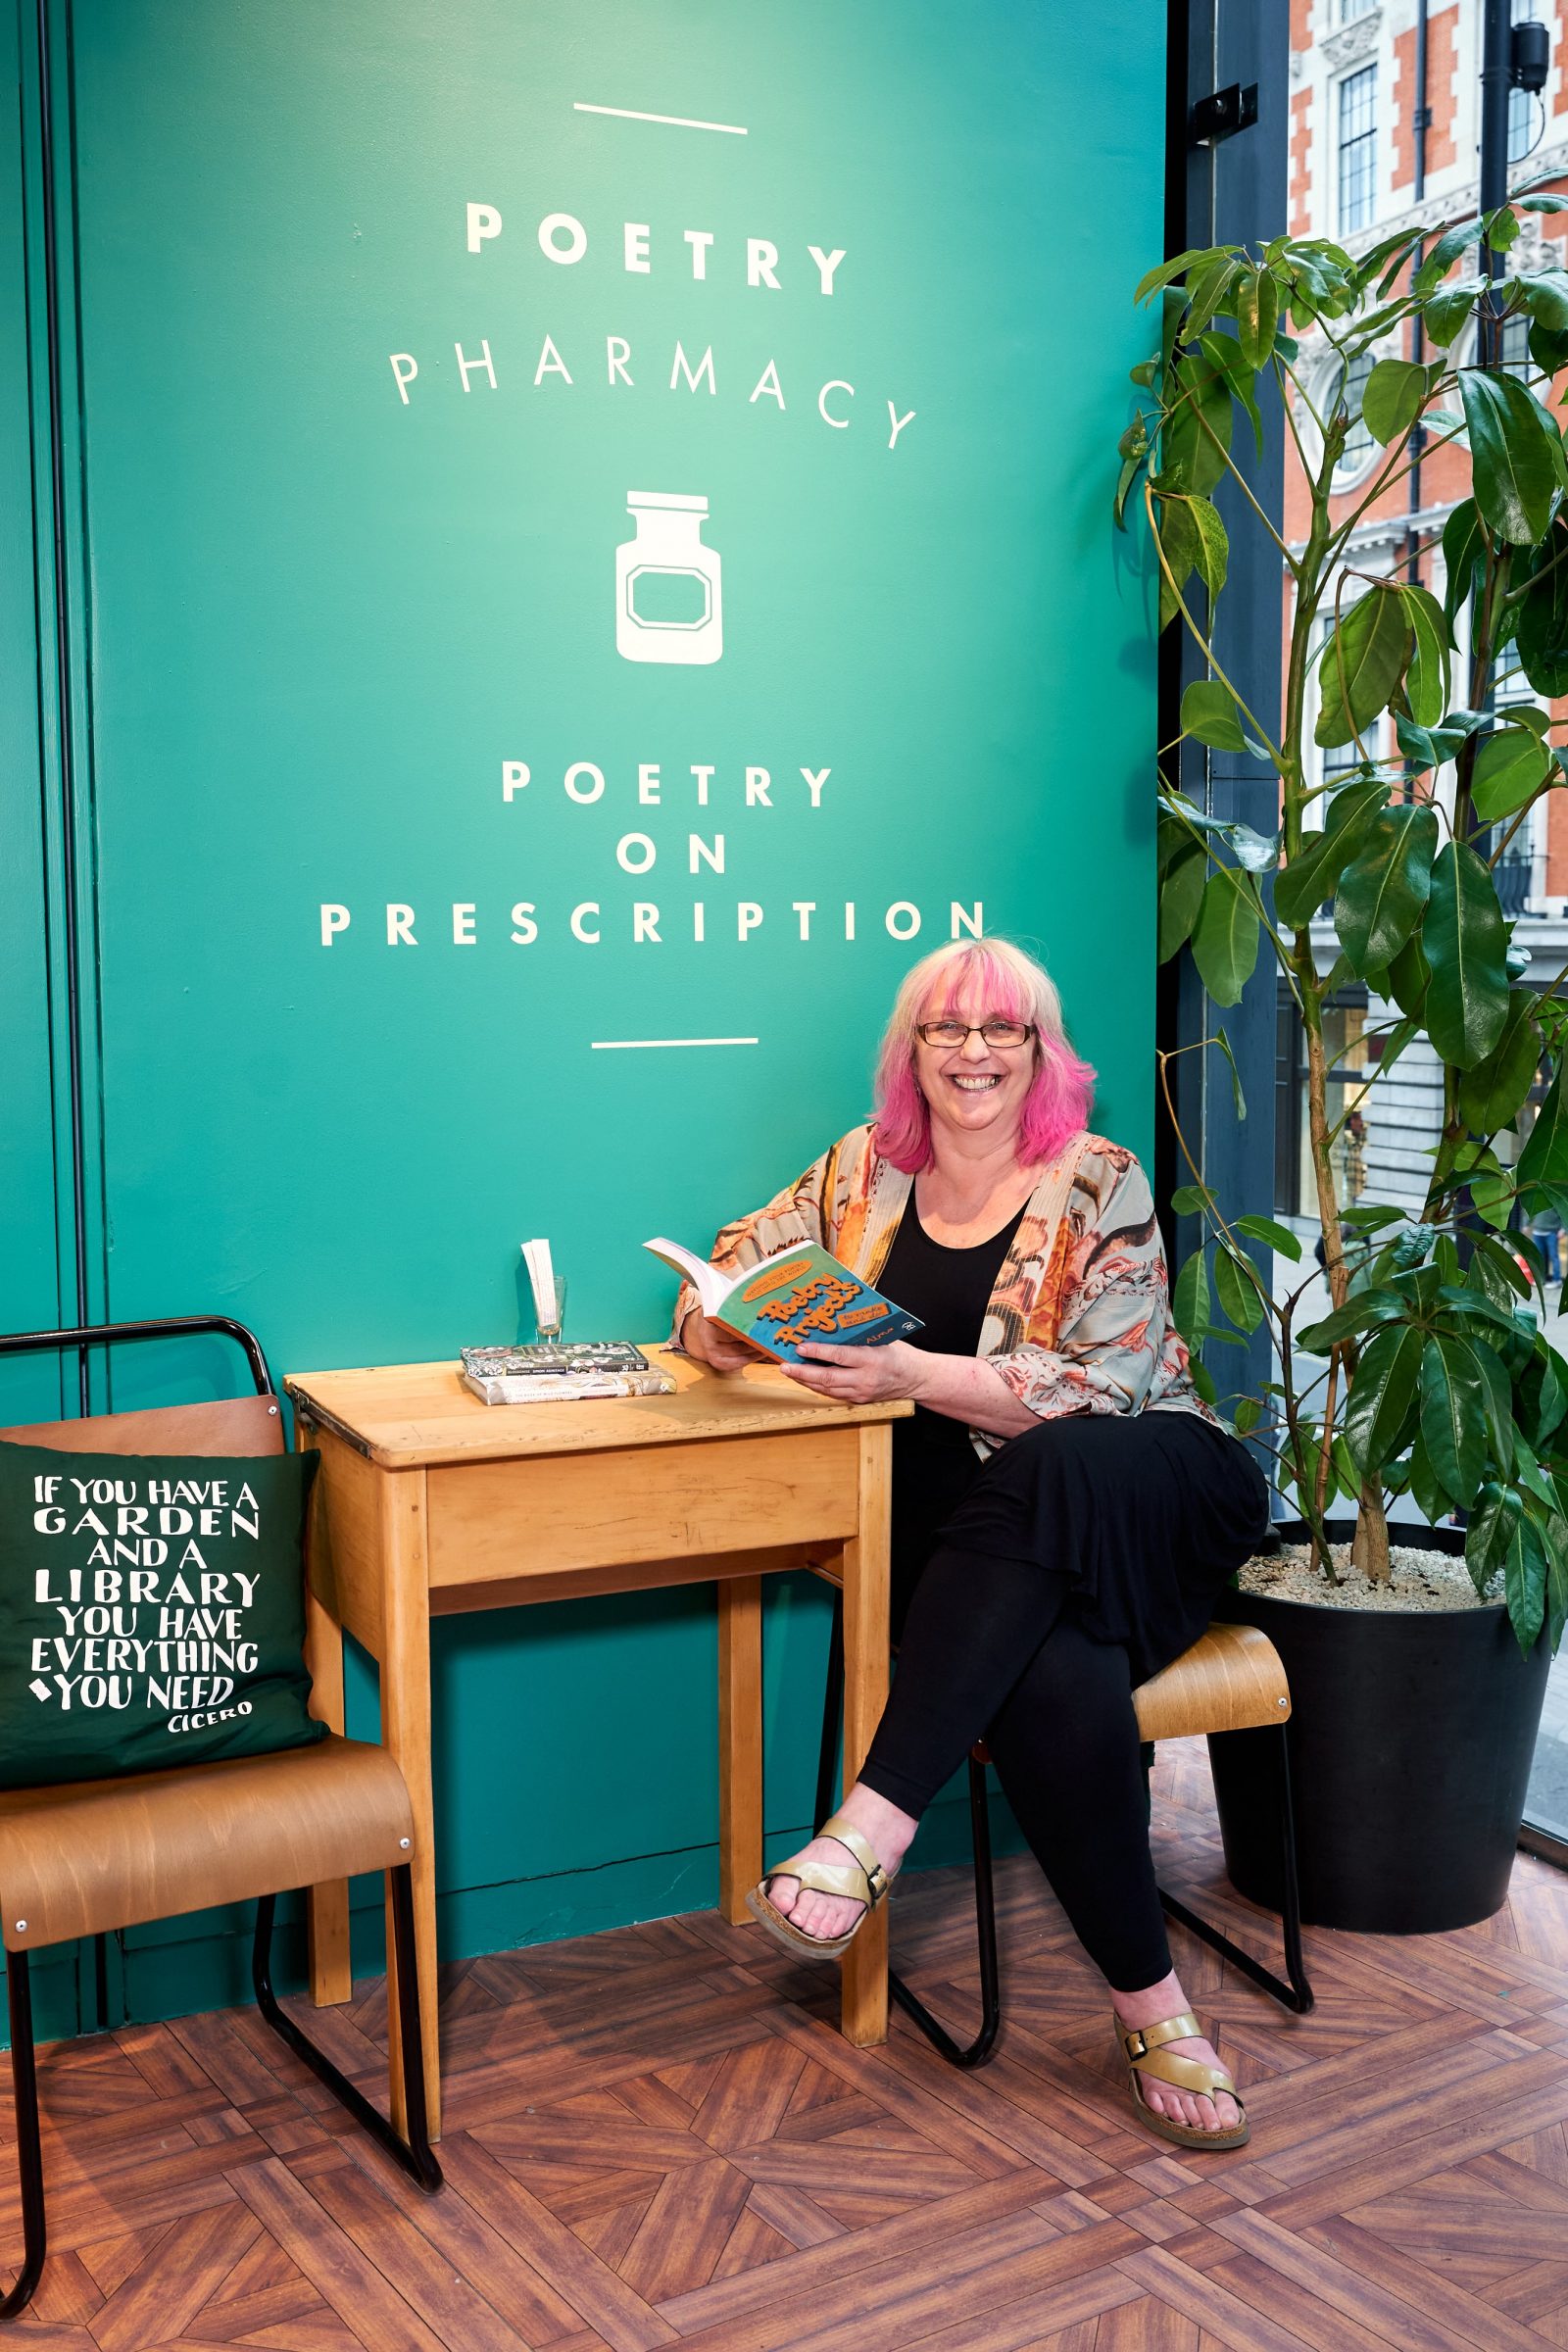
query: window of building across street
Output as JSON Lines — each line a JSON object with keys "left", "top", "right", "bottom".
{"left": 1339, "top": 66, "right": 1378, "bottom": 232}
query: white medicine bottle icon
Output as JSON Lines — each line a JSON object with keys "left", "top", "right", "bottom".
{"left": 615, "top": 491, "right": 723, "bottom": 665}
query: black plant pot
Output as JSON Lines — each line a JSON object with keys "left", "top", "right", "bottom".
{"left": 1208, "top": 1520, "right": 1552, "bottom": 1933}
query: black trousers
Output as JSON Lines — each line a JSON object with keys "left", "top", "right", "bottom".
{"left": 858, "top": 1411, "right": 1271, "bottom": 1992}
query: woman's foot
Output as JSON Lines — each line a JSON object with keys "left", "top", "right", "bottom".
{"left": 763, "top": 1785, "right": 918, "bottom": 1944}
{"left": 1112, "top": 1969, "right": 1242, "bottom": 2136}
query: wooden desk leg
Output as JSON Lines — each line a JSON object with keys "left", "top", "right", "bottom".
{"left": 376, "top": 1468, "right": 442, "bottom": 2140}
{"left": 840, "top": 1424, "right": 892, "bottom": 2047}
{"left": 303, "top": 1584, "right": 354, "bottom": 2007}
{"left": 717, "top": 1574, "right": 763, "bottom": 1925}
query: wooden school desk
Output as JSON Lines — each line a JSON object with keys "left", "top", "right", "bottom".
{"left": 284, "top": 1350, "right": 908, "bottom": 2136}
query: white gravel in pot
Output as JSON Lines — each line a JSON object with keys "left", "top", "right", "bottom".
{"left": 1237, "top": 1541, "right": 1494, "bottom": 1613}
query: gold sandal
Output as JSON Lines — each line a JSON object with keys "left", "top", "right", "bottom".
{"left": 745, "top": 1813, "right": 893, "bottom": 1960}
{"left": 1118, "top": 2011, "right": 1250, "bottom": 2151}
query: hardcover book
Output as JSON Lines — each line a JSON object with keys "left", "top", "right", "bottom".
{"left": 643, "top": 1238, "right": 923, "bottom": 1364}
{"left": 459, "top": 1341, "right": 675, "bottom": 1405}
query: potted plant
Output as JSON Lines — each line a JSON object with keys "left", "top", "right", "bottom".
{"left": 1120, "top": 198, "right": 1568, "bottom": 1929}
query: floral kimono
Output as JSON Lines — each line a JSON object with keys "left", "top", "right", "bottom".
{"left": 671, "top": 1123, "right": 1216, "bottom": 1457}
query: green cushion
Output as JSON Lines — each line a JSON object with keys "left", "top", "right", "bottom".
{"left": 0, "top": 1441, "right": 324, "bottom": 1789}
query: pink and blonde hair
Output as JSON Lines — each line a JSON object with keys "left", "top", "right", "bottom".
{"left": 871, "top": 938, "right": 1096, "bottom": 1174}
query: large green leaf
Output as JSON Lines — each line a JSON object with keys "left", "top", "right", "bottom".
{"left": 1274, "top": 776, "right": 1390, "bottom": 929}
{"left": 1408, "top": 1429, "right": 1452, "bottom": 1520}
{"left": 1423, "top": 840, "right": 1511, "bottom": 1068}
{"left": 1502, "top": 1508, "right": 1549, "bottom": 1656}
{"left": 1234, "top": 267, "right": 1279, "bottom": 368}
{"left": 1396, "top": 709, "right": 1485, "bottom": 775}
{"left": 1424, "top": 279, "right": 1485, "bottom": 346}
{"left": 1198, "top": 331, "right": 1264, "bottom": 459}
{"left": 1519, "top": 1057, "right": 1568, "bottom": 1186}
{"left": 1184, "top": 255, "right": 1240, "bottom": 339}
{"left": 1442, "top": 501, "right": 1486, "bottom": 628}
{"left": 1214, "top": 1245, "right": 1264, "bottom": 1334}
{"left": 1190, "top": 868, "right": 1260, "bottom": 1006}
{"left": 1392, "top": 931, "right": 1429, "bottom": 1015}
{"left": 1236, "top": 1213, "right": 1302, "bottom": 1262}
{"left": 1344, "top": 1322, "right": 1426, "bottom": 1476}
{"left": 1399, "top": 585, "right": 1452, "bottom": 726}
{"left": 1334, "top": 804, "right": 1440, "bottom": 976}
{"left": 1181, "top": 679, "right": 1246, "bottom": 752}
{"left": 1314, "top": 587, "right": 1411, "bottom": 748}
{"left": 1135, "top": 245, "right": 1238, "bottom": 306}
{"left": 1363, "top": 357, "right": 1431, "bottom": 446}
{"left": 1158, "top": 845, "right": 1206, "bottom": 964}
{"left": 1531, "top": 318, "right": 1568, "bottom": 377}
{"left": 1419, "top": 1333, "right": 1491, "bottom": 1507}
{"left": 1520, "top": 1341, "right": 1568, "bottom": 1452}
{"left": 1471, "top": 725, "right": 1551, "bottom": 822}
{"left": 1172, "top": 1247, "right": 1211, "bottom": 1345}
{"left": 1161, "top": 353, "right": 1233, "bottom": 496}
{"left": 1460, "top": 368, "right": 1562, "bottom": 545}
{"left": 1213, "top": 1025, "right": 1248, "bottom": 1120}
{"left": 1517, "top": 520, "right": 1568, "bottom": 698}
{"left": 1298, "top": 1288, "right": 1408, "bottom": 1353}
{"left": 1517, "top": 270, "right": 1568, "bottom": 332}
{"left": 1190, "top": 498, "right": 1230, "bottom": 598}
{"left": 1458, "top": 990, "right": 1542, "bottom": 1132}
{"left": 1414, "top": 217, "right": 1488, "bottom": 292}
{"left": 1157, "top": 811, "right": 1191, "bottom": 872}
{"left": 1155, "top": 497, "right": 1200, "bottom": 632}
{"left": 1465, "top": 1484, "right": 1515, "bottom": 1594}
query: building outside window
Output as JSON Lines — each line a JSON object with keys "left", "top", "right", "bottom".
{"left": 1338, "top": 66, "right": 1378, "bottom": 233}
{"left": 1286, "top": 0, "right": 1568, "bottom": 1857}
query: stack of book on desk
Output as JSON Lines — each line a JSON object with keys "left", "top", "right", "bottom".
{"left": 460, "top": 1343, "right": 675, "bottom": 1405}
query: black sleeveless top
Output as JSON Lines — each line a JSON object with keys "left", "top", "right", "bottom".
{"left": 877, "top": 1189, "right": 1028, "bottom": 1581}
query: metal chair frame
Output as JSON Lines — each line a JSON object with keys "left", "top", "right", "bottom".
{"left": 815, "top": 1589, "right": 1313, "bottom": 2073}
{"left": 0, "top": 1317, "right": 442, "bottom": 2322}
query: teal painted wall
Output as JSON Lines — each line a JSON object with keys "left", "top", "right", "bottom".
{"left": 4, "top": 0, "right": 1164, "bottom": 2041}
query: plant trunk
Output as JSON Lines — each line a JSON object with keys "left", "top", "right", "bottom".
{"left": 1302, "top": 975, "right": 1394, "bottom": 1582}
{"left": 1351, "top": 1490, "right": 1393, "bottom": 1581}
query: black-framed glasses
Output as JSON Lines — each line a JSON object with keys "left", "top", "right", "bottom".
{"left": 915, "top": 1021, "right": 1035, "bottom": 1050}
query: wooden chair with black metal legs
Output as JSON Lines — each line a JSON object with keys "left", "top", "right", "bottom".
{"left": 815, "top": 1593, "right": 1313, "bottom": 2071}
{"left": 0, "top": 1316, "right": 443, "bottom": 2324}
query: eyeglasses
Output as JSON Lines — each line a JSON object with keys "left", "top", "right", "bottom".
{"left": 915, "top": 1021, "right": 1035, "bottom": 1050}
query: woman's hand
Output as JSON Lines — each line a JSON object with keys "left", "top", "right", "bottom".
{"left": 680, "top": 1310, "right": 774, "bottom": 1374}
{"left": 783, "top": 1339, "right": 926, "bottom": 1403}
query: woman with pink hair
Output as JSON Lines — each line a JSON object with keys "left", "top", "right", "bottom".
{"left": 675, "top": 936, "right": 1269, "bottom": 2151}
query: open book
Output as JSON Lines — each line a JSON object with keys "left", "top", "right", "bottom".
{"left": 644, "top": 1237, "right": 923, "bottom": 1364}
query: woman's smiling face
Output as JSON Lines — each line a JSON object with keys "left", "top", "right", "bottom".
{"left": 913, "top": 977, "right": 1038, "bottom": 1148}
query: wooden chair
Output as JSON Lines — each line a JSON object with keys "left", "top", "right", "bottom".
{"left": 0, "top": 1316, "right": 442, "bottom": 2324}
{"left": 815, "top": 1597, "right": 1314, "bottom": 2070}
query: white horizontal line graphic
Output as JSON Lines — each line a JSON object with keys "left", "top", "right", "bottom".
{"left": 573, "top": 102, "right": 748, "bottom": 135}
{"left": 591, "top": 1037, "right": 760, "bottom": 1051}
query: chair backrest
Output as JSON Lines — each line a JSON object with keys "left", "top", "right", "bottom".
{"left": 0, "top": 1316, "right": 282, "bottom": 1459}
{"left": 1, "top": 1394, "right": 283, "bottom": 1457}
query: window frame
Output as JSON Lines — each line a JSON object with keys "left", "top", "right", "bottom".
{"left": 1337, "top": 62, "right": 1379, "bottom": 237}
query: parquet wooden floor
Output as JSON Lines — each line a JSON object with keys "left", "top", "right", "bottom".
{"left": 6, "top": 1736, "right": 1568, "bottom": 2351}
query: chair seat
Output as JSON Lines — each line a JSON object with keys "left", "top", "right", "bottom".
{"left": 1132, "top": 1621, "right": 1290, "bottom": 1743}
{"left": 0, "top": 1735, "right": 414, "bottom": 1952}
{"left": 971, "top": 1621, "right": 1290, "bottom": 1764}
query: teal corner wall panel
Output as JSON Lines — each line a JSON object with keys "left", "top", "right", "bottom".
{"left": 2, "top": 0, "right": 67, "bottom": 1424}
{"left": 5, "top": 0, "right": 1166, "bottom": 2040}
